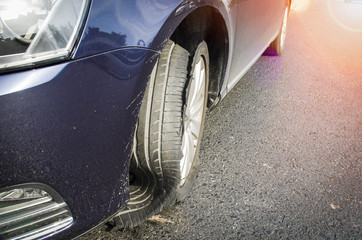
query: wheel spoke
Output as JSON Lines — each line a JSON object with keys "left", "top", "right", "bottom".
{"left": 197, "top": 67, "right": 205, "bottom": 94}
{"left": 180, "top": 131, "right": 189, "bottom": 176}
{"left": 190, "top": 98, "right": 203, "bottom": 118}
{"left": 180, "top": 128, "right": 195, "bottom": 182}
{"left": 186, "top": 129, "right": 196, "bottom": 160}
{"left": 190, "top": 119, "right": 201, "bottom": 140}
{"left": 188, "top": 60, "right": 204, "bottom": 108}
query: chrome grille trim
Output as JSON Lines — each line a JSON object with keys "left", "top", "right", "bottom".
{"left": 0, "top": 184, "right": 74, "bottom": 240}
{"left": 1, "top": 209, "right": 68, "bottom": 235}
{"left": 0, "top": 196, "right": 52, "bottom": 216}
{"left": 9, "top": 216, "right": 73, "bottom": 240}
{"left": 0, "top": 202, "right": 67, "bottom": 228}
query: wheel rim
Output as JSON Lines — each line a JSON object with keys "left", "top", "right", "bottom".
{"left": 180, "top": 57, "right": 206, "bottom": 186}
{"left": 280, "top": 6, "right": 289, "bottom": 50}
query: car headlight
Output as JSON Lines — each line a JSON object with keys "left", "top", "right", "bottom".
{"left": 0, "top": 0, "right": 89, "bottom": 73}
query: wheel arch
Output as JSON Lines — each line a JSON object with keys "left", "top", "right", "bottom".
{"left": 169, "top": 6, "right": 229, "bottom": 108}
{"left": 149, "top": 4, "right": 230, "bottom": 109}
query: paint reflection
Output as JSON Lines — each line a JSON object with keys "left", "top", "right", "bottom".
{"left": 0, "top": 64, "right": 65, "bottom": 96}
{"left": 81, "top": 27, "right": 127, "bottom": 53}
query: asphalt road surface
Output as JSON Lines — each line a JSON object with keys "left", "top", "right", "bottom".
{"left": 81, "top": 1, "right": 361, "bottom": 239}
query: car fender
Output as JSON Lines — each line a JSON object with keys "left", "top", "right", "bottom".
{"left": 74, "top": 0, "right": 233, "bottom": 58}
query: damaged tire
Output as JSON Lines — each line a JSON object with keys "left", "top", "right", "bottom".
{"left": 112, "top": 40, "right": 209, "bottom": 228}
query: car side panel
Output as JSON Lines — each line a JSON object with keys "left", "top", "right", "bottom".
{"left": 225, "top": 0, "right": 285, "bottom": 92}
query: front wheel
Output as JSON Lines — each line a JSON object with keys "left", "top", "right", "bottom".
{"left": 138, "top": 40, "right": 209, "bottom": 204}
{"left": 112, "top": 40, "right": 209, "bottom": 227}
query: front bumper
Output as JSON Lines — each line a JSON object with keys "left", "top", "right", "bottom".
{"left": 0, "top": 47, "right": 158, "bottom": 239}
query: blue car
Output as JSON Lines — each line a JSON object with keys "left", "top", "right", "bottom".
{"left": 0, "top": 0, "right": 291, "bottom": 239}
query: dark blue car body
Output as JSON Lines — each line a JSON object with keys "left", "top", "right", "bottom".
{"left": 0, "top": 0, "right": 289, "bottom": 239}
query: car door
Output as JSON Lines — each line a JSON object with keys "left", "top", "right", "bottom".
{"left": 226, "top": 0, "right": 285, "bottom": 90}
